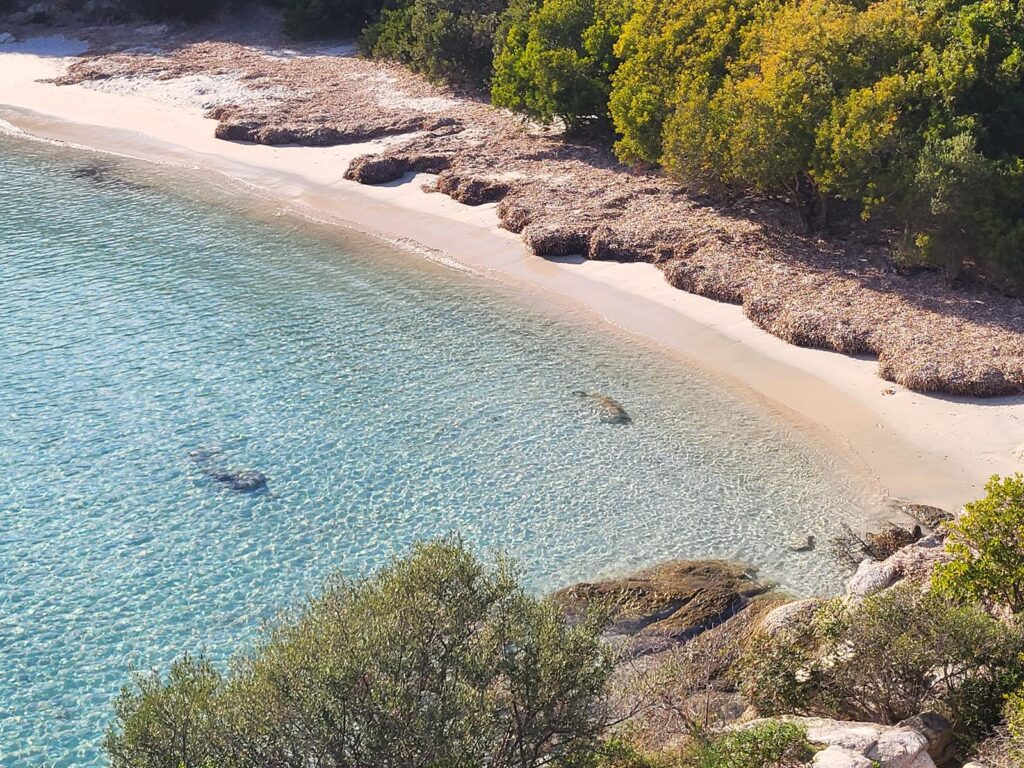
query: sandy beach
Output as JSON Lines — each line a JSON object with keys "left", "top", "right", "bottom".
{"left": 2, "top": 34, "right": 1023, "bottom": 512}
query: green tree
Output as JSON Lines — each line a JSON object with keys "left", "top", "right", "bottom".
{"left": 935, "top": 474, "right": 1024, "bottom": 613}
{"left": 362, "top": 0, "right": 508, "bottom": 86}
{"left": 608, "top": 0, "right": 770, "bottom": 165}
{"left": 491, "top": 0, "right": 634, "bottom": 132}
{"left": 105, "top": 539, "right": 614, "bottom": 768}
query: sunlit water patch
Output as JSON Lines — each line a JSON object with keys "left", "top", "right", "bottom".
{"left": 0, "top": 135, "right": 877, "bottom": 765}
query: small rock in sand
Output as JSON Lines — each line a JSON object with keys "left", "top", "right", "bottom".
{"left": 789, "top": 535, "right": 816, "bottom": 552}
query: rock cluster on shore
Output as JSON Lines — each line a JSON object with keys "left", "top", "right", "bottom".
{"left": 51, "top": 40, "right": 1024, "bottom": 398}
{"left": 549, "top": 510, "right": 967, "bottom": 766}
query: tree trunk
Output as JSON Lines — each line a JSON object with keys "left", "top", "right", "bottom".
{"left": 793, "top": 172, "right": 828, "bottom": 234}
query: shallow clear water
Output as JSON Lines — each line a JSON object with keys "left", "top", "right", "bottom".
{"left": 0, "top": 135, "right": 875, "bottom": 765}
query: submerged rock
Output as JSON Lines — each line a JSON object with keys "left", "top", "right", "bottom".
{"left": 211, "top": 469, "right": 268, "bottom": 493}
{"left": 187, "top": 446, "right": 221, "bottom": 465}
{"left": 188, "top": 447, "right": 267, "bottom": 493}
{"left": 572, "top": 390, "right": 632, "bottom": 424}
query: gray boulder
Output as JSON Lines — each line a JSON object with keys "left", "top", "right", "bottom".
{"left": 898, "top": 712, "right": 955, "bottom": 766}
{"left": 758, "top": 597, "right": 823, "bottom": 636}
{"left": 744, "top": 717, "right": 935, "bottom": 768}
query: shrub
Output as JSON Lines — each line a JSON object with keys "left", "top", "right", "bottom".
{"left": 608, "top": 0, "right": 772, "bottom": 166}
{"left": 105, "top": 654, "right": 223, "bottom": 768}
{"left": 283, "top": 0, "right": 382, "bottom": 40}
{"left": 105, "top": 539, "right": 614, "bottom": 768}
{"left": 676, "top": 721, "right": 818, "bottom": 768}
{"left": 935, "top": 474, "right": 1024, "bottom": 614}
{"left": 740, "top": 584, "right": 1024, "bottom": 747}
{"left": 362, "top": 0, "right": 508, "bottom": 86}
{"left": 491, "top": 0, "right": 633, "bottom": 132}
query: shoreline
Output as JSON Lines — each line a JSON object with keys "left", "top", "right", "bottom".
{"left": 2, "top": 36, "right": 1023, "bottom": 511}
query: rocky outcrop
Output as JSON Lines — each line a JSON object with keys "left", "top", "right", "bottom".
{"left": 896, "top": 503, "right": 954, "bottom": 531}
{"left": 759, "top": 597, "right": 824, "bottom": 636}
{"left": 897, "top": 712, "right": 955, "bottom": 766}
{"left": 846, "top": 532, "right": 951, "bottom": 599}
{"left": 743, "top": 717, "right": 936, "bottom": 768}
{"left": 555, "top": 560, "right": 771, "bottom": 655}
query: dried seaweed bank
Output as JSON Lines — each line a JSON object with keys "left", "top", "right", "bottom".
{"left": 57, "top": 42, "right": 1024, "bottom": 397}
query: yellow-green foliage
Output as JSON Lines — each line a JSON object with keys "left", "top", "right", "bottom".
{"left": 935, "top": 474, "right": 1024, "bottom": 614}
{"left": 609, "top": 0, "right": 769, "bottom": 165}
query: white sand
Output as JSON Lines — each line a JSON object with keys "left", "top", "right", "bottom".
{"left": 2, "top": 37, "right": 1023, "bottom": 512}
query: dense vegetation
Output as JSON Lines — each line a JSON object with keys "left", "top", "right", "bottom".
{"left": 104, "top": 477, "right": 1024, "bottom": 767}
{"left": 106, "top": 540, "right": 613, "bottom": 768}
{"left": 360, "top": 0, "right": 507, "bottom": 86}
{"left": 53, "top": 0, "right": 1024, "bottom": 280}
{"left": 497, "top": 0, "right": 1024, "bottom": 280}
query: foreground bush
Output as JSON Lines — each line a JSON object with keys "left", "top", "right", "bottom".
{"left": 361, "top": 0, "right": 508, "bottom": 86}
{"left": 740, "top": 584, "right": 1024, "bottom": 748}
{"left": 675, "top": 721, "right": 817, "bottom": 768}
{"left": 935, "top": 474, "right": 1024, "bottom": 614}
{"left": 105, "top": 539, "right": 614, "bottom": 768}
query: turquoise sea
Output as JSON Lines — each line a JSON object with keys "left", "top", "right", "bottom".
{"left": 0, "top": 133, "right": 876, "bottom": 765}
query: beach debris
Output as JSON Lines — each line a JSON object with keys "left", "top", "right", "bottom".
{"left": 882, "top": 387, "right": 896, "bottom": 395}
{"left": 345, "top": 153, "right": 452, "bottom": 185}
{"left": 788, "top": 535, "right": 816, "bottom": 552}
{"left": 434, "top": 170, "right": 511, "bottom": 205}
{"left": 830, "top": 522, "right": 923, "bottom": 568}
{"left": 572, "top": 390, "right": 632, "bottom": 424}
{"left": 522, "top": 223, "right": 591, "bottom": 257}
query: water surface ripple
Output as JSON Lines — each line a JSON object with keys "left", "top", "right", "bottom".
{"left": 0, "top": 136, "right": 873, "bottom": 765}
